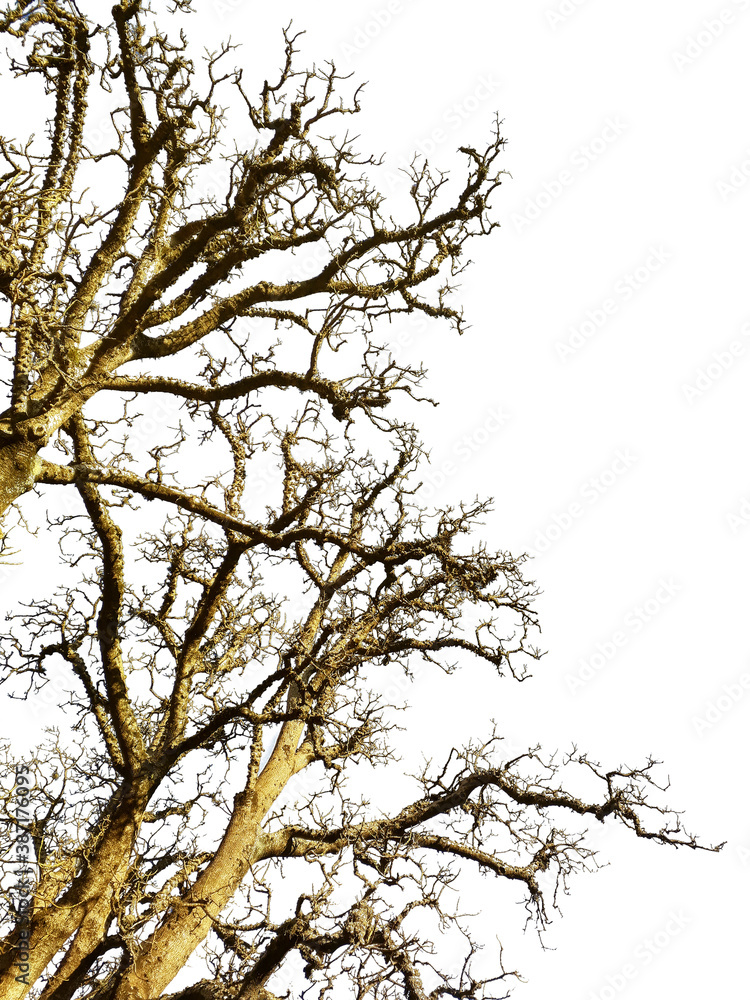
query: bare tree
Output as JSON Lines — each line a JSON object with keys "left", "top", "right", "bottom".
{"left": 0, "top": 3, "right": 720, "bottom": 999}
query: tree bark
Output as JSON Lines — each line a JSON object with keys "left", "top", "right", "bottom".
{"left": 0, "top": 439, "right": 41, "bottom": 528}
{"left": 0, "top": 779, "right": 153, "bottom": 1000}
{"left": 110, "top": 721, "right": 307, "bottom": 1000}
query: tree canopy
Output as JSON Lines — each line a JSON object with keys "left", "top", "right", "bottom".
{"left": 0, "top": 3, "right": 719, "bottom": 999}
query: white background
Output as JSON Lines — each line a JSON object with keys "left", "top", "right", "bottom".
{"left": 3, "top": 2, "right": 749, "bottom": 998}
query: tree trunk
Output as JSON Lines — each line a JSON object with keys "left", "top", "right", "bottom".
{"left": 110, "top": 722, "right": 307, "bottom": 1000}
{"left": 0, "top": 780, "right": 153, "bottom": 1000}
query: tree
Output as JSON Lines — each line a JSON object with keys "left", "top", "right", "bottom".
{"left": 0, "top": 3, "right": 719, "bottom": 999}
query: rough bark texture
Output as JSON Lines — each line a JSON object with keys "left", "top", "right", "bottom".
{"left": 0, "top": 440, "right": 42, "bottom": 528}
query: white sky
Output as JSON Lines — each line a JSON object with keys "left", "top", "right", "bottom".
{"left": 2, "top": 1, "right": 748, "bottom": 997}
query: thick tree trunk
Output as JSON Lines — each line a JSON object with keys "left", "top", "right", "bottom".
{"left": 0, "top": 780, "right": 153, "bottom": 1000}
{"left": 110, "top": 722, "right": 308, "bottom": 1000}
